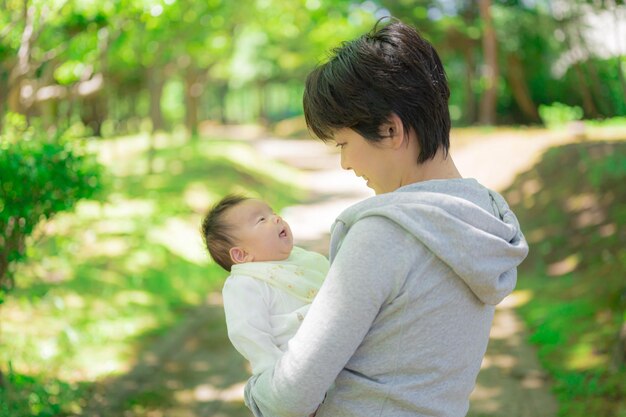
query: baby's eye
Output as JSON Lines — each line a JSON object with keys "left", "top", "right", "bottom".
{"left": 257, "top": 217, "right": 265, "bottom": 223}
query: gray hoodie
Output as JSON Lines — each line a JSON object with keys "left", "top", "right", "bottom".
{"left": 245, "top": 178, "right": 528, "bottom": 417}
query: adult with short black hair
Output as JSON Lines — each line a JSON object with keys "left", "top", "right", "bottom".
{"left": 244, "top": 17, "right": 528, "bottom": 417}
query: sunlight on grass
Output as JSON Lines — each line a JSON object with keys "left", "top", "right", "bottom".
{"left": 100, "top": 197, "right": 157, "bottom": 218}
{"left": 505, "top": 139, "right": 626, "bottom": 417}
{"left": 124, "top": 250, "right": 158, "bottom": 274}
{"left": 200, "top": 141, "right": 302, "bottom": 186}
{"left": 547, "top": 254, "right": 580, "bottom": 276}
{"left": 148, "top": 217, "right": 209, "bottom": 265}
{"left": 585, "top": 119, "right": 626, "bottom": 141}
{"left": 175, "top": 381, "right": 245, "bottom": 403}
{"left": 468, "top": 384, "right": 502, "bottom": 413}
{"left": 183, "top": 181, "right": 219, "bottom": 213}
{"left": 507, "top": 289, "right": 533, "bottom": 307}
{"left": 566, "top": 343, "right": 605, "bottom": 371}
{"left": 94, "top": 133, "right": 179, "bottom": 176}
{"left": 114, "top": 290, "right": 154, "bottom": 306}
{"left": 89, "top": 237, "right": 131, "bottom": 258}
{"left": 1, "top": 132, "right": 305, "bottom": 413}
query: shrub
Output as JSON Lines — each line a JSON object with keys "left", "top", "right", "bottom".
{"left": 538, "top": 102, "right": 584, "bottom": 127}
{"left": 505, "top": 141, "right": 626, "bottom": 416}
{"left": 0, "top": 114, "right": 103, "bottom": 303}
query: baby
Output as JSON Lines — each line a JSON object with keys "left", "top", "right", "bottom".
{"left": 201, "top": 194, "right": 329, "bottom": 374}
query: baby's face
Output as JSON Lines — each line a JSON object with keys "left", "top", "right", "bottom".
{"left": 225, "top": 199, "right": 294, "bottom": 263}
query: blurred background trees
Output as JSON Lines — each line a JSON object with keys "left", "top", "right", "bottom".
{"left": 1, "top": 0, "right": 623, "bottom": 138}
{"left": 1, "top": 1, "right": 625, "bottom": 415}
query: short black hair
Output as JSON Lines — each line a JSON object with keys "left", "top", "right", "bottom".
{"left": 201, "top": 194, "right": 249, "bottom": 272}
{"left": 303, "top": 17, "right": 450, "bottom": 163}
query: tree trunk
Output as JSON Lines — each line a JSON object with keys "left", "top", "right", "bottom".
{"left": 7, "top": 4, "right": 34, "bottom": 115}
{"left": 80, "top": 95, "right": 105, "bottom": 137}
{"left": 610, "top": 289, "right": 626, "bottom": 373}
{"left": 584, "top": 59, "right": 611, "bottom": 116}
{"left": 573, "top": 63, "right": 599, "bottom": 118}
{"left": 572, "top": 21, "right": 612, "bottom": 117}
{"left": 40, "top": 99, "right": 58, "bottom": 130}
{"left": 127, "top": 90, "right": 139, "bottom": 132}
{"left": 478, "top": 0, "right": 498, "bottom": 125}
{"left": 613, "top": 4, "right": 626, "bottom": 102}
{"left": 184, "top": 66, "right": 201, "bottom": 138}
{"left": 505, "top": 53, "right": 541, "bottom": 123}
{"left": 96, "top": 27, "right": 110, "bottom": 135}
{"left": 146, "top": 66, "right": 164, "bottom": 174}
{"left": 611, "top": 320, "right": 626, "bottom": 372}
{"left": 0, "top": 70, "right": 8, "bottom": 132}
{"left": 257, "top": 80, "right": 270, "bottom": 127}
{"left": 462, "top": 48, "right": 478, "bottom": 124}
{"left": 147, "top": 66, "right": 166, "bottom": 132}
{"left": 216, "top": 83, "right": 228, "bottom": 124}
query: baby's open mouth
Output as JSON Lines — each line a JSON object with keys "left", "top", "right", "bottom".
{"left": 279, "top": 229, "right": 287, "bottom": 238}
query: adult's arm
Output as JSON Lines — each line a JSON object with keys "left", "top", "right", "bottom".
{"left": 223, "top": 275, "right": 284, "bottom": 374}
{"left": 245, "top": 217, "right": 415, "bottom": 417}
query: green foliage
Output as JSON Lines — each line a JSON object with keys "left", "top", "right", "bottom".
{"left": 586, "top": 117, "right": 626, "bottom": 128}
{"left": 0, "top": 113, "right": 103, "bottom": 301}
{"left": 582, "top": 149, "right": 626, "bottom": 190}
{"left": 0, "top": 364, "right": 86, "bottom": 417}
{"left": 3, "top": 0, "right": 626, "bottom": 133}
{"left": 538, "top": 102, "right": 584, "bottom": 127}
{"left": 0, "top": 132, "right": 304, "bottom": 414}
{"left": 161, "top": 79, "right": 185, "bottom": 124}
{"left": 553, "top": 370, "right": 625, "bottom": 417}
{"left": 505, "top": 139, "right": 626, "bottom": 416}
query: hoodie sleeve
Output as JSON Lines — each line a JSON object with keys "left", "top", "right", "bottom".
{"left": 244, "top": 216, "right": 415, "bottom": 417}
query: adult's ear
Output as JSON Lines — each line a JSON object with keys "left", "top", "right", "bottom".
{"left": 383, "top": 112, "right": 406, "bottom": 149}
{"left": 229, "top": 247, "right": 251, "bottom": 264}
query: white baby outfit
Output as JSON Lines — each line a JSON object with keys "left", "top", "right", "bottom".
{"left": 222, "top": 246, "right": 329, "bottom": 374}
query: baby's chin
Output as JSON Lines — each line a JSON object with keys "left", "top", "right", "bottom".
{"left": 279, "top": 243, "right": 294, "bottom": 260}
{"left": 258, "top": 244, "right": 293, "bottom": 262}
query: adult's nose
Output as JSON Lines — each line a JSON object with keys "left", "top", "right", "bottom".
{"left": 340, "top": 152, "right": 350, "bottom": 171}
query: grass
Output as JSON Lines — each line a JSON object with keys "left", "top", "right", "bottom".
{"left": 4, "top": 125, "right": 626, "bottom": 416}
{"left": 503, "top": 139, "right": 626, "bottom": 417}
{"left": 0, "top": 132, "right": 305, "bottom": 417}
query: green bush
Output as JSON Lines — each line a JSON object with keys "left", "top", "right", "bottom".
{"left": 0, "top": 114, "right": 103, "bottom": 303}
{"left": 538, "top": 102, "right": 584, "bottom": 127}
{"left": 0, "top": 363, "right": 86, "bottom": 417}
{"left": 505, "top": 140, "right": 626, "bottom": 416}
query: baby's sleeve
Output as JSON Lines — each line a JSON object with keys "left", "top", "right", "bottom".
{"left": 222, "top": 274, "right": 283, "bottom": 374}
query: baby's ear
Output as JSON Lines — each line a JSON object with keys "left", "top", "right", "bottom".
{"left": 229, "top": 247, "right": 251, "bottom": 264}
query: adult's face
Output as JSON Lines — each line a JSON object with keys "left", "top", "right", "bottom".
{"left": 333, "top": 128, "right": 399, "bottom": 195}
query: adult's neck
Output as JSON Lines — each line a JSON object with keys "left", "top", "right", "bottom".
{"left": 402, "top": 148, "right": 462, "bottom": 186}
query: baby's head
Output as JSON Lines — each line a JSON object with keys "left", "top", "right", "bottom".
{"left": 201, "top": 195, "right": 294, "bottom": 271}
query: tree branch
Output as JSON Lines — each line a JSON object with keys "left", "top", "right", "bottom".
{"left": 31, "top": 0, "right": 70, "bottom": 46}
{"left": 34, "top": 73, "right": 105, "bottom": 103}
{"left": 0, "top": 20, "right": 17, "bottom": 41}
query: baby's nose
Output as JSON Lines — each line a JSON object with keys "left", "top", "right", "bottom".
{"left": 272, "top": 214, "right": 281, "bottom": 223}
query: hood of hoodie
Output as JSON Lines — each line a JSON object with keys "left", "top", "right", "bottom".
{"left": 329, "top": 179, "right": 529, "bottom": 305}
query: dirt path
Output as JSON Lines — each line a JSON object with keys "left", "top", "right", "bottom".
{"left": 84, "top": 129, "right": 567, "bottom": 417}
{"left": 251, "top": 133, "right": 564, "bottom": 417}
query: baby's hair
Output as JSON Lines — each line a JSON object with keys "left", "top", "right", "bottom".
{"left": 201, "top": 194, "right": 250, "bottom": 271}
